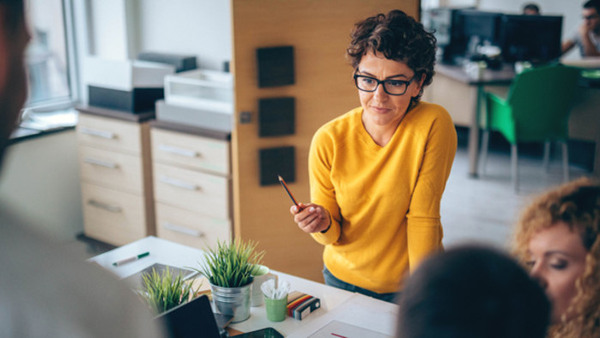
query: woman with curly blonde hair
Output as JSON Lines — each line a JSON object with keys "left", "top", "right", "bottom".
{"left": 512, "top": 177, "right": 600, "bottom": 337}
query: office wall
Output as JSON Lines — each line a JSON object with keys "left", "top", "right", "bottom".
{"left": 134, "top": 0, "right": 232, "bottom": 71}
{"left": 87, "top": 0, "right": 129, "bottom": 60}
{"left": 73, "top": 0, "right": 232, "bottom": 103}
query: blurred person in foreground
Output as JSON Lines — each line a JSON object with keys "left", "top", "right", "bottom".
{"left": 289, "top": 9, "right": 456, "bottom": 302}
{"left": 397, "top": 245, "right": 550, "bottom": 338}
{"left": 513, "top": 177, "right": 600, "bottom": 337}
{"left": 0, "top": 1, "right": 165, "bottom": 336}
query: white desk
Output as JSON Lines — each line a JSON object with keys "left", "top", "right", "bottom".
{"left": 89, "top": 236, "right": 398, "bottom": 337}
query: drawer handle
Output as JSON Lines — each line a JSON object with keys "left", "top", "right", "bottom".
{"left": 84, "top": 157, "right": 119, "bottom": 169}
{"left": 87, "top": 199, "right": 122, "bottom": 213}
{"left": 158, "top": 144, "right": 200, "bottom": 158}
{"left": 80, "top": 127, "right": 116, "bottom": 139}
{"left": 159, "top": 175, "right": 200, "bottom": 191}
{"left": 163, "top": 222, "right": 204, "bottom": 237}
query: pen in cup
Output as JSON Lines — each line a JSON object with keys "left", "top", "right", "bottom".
{"left": 112, "top": 251, "right": 150, "bottom": 267}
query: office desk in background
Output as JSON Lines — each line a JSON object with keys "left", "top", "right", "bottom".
{"left": 90, "top": 236, "right": 398, "bottom": 337}
{"left": 423, "top": 64, "right": 514, "bottom": 178}
{"left": 424, "top": 63, "right": 600, "bottom": 178}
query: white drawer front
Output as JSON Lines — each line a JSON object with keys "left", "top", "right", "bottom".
{"left": 81, "top": 183, "right": 147, "bottom": 246}
{"left": 153, "top": 163, "right": 230, "bottom": 219}
{"left": 155, "top": 203, "right": 231, "bottom": 251}
{"left": 77, "top": 114, "right": 142, "bottom": 154}
{"left": 79, "top": 145, "right": 144, "bottom": 194}
{"left": 151, "top": 128, "right": 229, "bottom": 175}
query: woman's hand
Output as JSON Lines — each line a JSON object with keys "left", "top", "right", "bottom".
{"left": 289, "top": 203, "right": 331, "bottom": 234}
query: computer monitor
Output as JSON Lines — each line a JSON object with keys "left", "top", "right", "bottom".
{"left": 499, "top": 14, "right": 563, "bottom": 64}
{"left": 443, "top": 9, "right": 502, "bottom": 63}
{"left": 461, "top": 10, "right": 503, "bottom": 45}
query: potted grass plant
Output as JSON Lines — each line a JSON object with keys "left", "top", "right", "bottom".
{"left": 197, "top": 239, "right": 264, "bottom": 323}
{"left": 140, "top": 267, "right": 198, "bottom": 314}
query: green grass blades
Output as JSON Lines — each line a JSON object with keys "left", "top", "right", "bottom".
{"left": 140, "top": 267, "right": 198, "bottom": 314}
{"left": 197, "top": 239, "right": 265, "bottom": 288}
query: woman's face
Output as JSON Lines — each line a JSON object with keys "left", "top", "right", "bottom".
{"left": 527, "top": 222, "right": 588, "bottom": 323}
{"left": 356, "top": 51, "right": 423, "bottom": 130}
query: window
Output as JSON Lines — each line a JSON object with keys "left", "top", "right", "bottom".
{"left": 24, "top": 0, "right": 77, "bottom": 109}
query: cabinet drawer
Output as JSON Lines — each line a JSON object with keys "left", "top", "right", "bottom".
{"left": 81, "top": 183, "right": 147, "bottom": 246}
{"left": 77, "top": 114, "right": 143, "bottom": 154}
{"left": 153, "top": 163, "right": 230, "bottom": 219}
{"left": 151, "top": 128, "right": 229, "bottom": 175}
{"left": 155, "top": 203, "right": 231, "bottom": 250}
{"left": 78, "top": 145, "right": 144, "bottom": 194}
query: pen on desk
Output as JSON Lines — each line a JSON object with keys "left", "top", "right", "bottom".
{"left": 278, "top": 175, "right": 303, "bottom": 210}
{"left": 112, "top": 252, "right": 150, "bottom": 267}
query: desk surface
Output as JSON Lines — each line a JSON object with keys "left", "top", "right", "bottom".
{"left": 436, "top": 63, "right": 515, "bottom": 86}
{"left": 90, "top": 236, "right": 398, "bottom": 337}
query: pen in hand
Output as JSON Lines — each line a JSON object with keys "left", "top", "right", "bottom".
{"left": 112, "top": 252, "right": 150, "bottom": 267}
{"left": 278, "top": 175, "right": 304, "bottom": 211}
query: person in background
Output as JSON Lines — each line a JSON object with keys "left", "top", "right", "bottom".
{"left": 523, "top": 3, "right": 541, "bottom": 15}
{"left": 289, "top": 10, "right": 457, "bottom": 302}
{"left": 0, "top": 1, "right": 165, "bottom": 336}
{"left": 396, "top": 245, "right": 550, "bottom": 338}
{"left": 513, "top": 177, "right": 600, "bottom": 337}
{"left": 562, "top": 0, "right": 600, "bottom": 57}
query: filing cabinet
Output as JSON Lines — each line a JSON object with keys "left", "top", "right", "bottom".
{"left": 76, "top": 106, "right": 155, "bottom": 246}
{"left": 150, "top": 121, "right": 232, "bottom": 250}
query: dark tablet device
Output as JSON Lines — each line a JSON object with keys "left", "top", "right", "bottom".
{"left": 235, "top": 327, "right": 284, "bottom": 338}
{"left": 157, "top": 295, "right": 223, "bottom": 338}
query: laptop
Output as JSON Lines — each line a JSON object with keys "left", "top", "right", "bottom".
{"left": 158, "top": 294, "right": 284, "bottom": 338}
{"left": 157, "top": 294, "right": 227, "bottom": 338}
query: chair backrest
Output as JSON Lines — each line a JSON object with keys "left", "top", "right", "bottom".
{"left": 506, "top": 64, "right": 580, "bottom": 142}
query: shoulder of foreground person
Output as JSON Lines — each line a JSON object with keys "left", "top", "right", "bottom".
{"left": 0, "top": 204, "right": 166, "bottom": 338}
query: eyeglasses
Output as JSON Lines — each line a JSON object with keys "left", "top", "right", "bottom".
{"left": 353, "top": 73, "right": 415, "bottom": 96}
{"left": 583, "top": 14, "right": 599, "bottom": 20}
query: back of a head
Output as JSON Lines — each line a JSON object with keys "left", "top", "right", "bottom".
{"left": 397, "top": 245, "right": 550, "bottom": 338}
{"left": 0, "top": 0, "right": 26, "bottom": 168}
{"left": 523, "top": 3, "right": 541, "bottom": 15}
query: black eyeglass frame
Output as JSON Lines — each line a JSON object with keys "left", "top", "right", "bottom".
{"left": 353, "top": 72, "right": 416, "bottom": 96}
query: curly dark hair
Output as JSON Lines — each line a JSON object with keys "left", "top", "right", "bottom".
{"left": 512, "top": 177, "right": 600, "bottom": 337}
{"left": 346, "top": 10, "right": 437, "bottom": 102}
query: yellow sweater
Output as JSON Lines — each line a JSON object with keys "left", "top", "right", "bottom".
{"left": 309, "top": 102, "right": 457, "bottom": 294}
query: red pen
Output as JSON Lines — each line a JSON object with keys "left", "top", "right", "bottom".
{"left": 278, "top": 175, "right": 304, "bottom": 211}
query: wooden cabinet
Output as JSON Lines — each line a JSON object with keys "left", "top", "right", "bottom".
{"left": 76, "top": 106, "right": 155, "bottom": 246}
{"left": 150, "top": 122, "right": 232, "bottom": 250}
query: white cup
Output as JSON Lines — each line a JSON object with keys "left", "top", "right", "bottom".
{"left": 465, "top": 61, "right": 486, "bottom": 80}
{"left": 250, "top": 265, "right": 277, "bottom": 307}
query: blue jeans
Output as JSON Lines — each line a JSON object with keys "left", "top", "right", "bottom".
{"left": 323, "top": 266, "right": 398, "bottom": 303}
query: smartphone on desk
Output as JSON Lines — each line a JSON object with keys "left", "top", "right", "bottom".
{"left": 233, "top": 327, "right": 284, "bottom": 338}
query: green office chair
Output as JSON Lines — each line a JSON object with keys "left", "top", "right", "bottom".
{"left": 479, "top": 64, "right": 580, "bottom": 191}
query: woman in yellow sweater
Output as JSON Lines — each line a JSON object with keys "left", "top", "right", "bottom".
{"left": 289, "top": 10, "right": 457, "bottom": 302}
